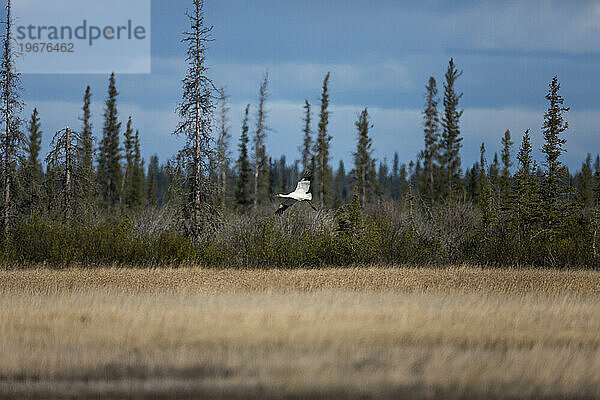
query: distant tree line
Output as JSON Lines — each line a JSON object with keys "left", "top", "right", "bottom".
{"left": 1, "top": 0, "right": 599, "bottom": 267}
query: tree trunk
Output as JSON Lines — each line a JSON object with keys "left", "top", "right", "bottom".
{"left": 221, "top": 167, "right": 226, "bottom": 197}
{"left": 429, "top": 159, "right": 434, "bottom": 201}
{"left": 64, "top": 127, "right": 72, "bottom": 223}
{"left": 194, "top": 99, "right": 202, "bottom": 238}
{"left": 3, "top": 165, "right": 10, "bottom": 234}
{"left": 594, "top": 207, "right": 599, "bottom": 259}
{"left": 3, "top": 104, "right": 11, "bottom": 234}
{"left": 253, "top": 152, "right": 259, "bottom": 209}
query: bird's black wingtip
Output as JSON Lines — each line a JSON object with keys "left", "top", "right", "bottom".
{"left": 301, "top": 169, "right": 312, "bottom": 181}
{"left": 275, "top": 205, "right": 287, "bottom": 215}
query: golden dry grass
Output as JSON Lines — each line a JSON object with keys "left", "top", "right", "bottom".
{"left": 0, "top": 266, "right": 599, "bottom": 399}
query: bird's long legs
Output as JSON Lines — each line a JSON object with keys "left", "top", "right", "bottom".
{"left": 307, "top": 201, "right": 317, "bottom": 211}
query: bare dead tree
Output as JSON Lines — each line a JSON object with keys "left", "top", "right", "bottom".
{"left": 0, "top": 0, "right": 24, "bottom": 233}
{"left": 174, "top": 0, "right": 219, "bottom": 239}
{"left": 46, "top": 127, "right": 83, "bottom": 223}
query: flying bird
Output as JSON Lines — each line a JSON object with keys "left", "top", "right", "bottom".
{"left": 275, "top": 170, "right": 317, "bottom": 215}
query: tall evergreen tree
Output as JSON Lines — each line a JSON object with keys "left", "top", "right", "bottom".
{"left": 465, "top": 162, "right": 480, "bottom": 201}
{"left": 122, "top": 116, "right": 134, "bottom": 205}
{"left": 420, "top": 76, "right": 440, "bottom": 203}
{"left": 500, "top": 129, "right": 513, "bottom": 201}
{"left": 235, "top": 104, "right": 252, "bottom": 208}
{"left": 398, "top": 163, "right": 408, "bottom": 201}
{"left": 22, "top": 108, "right": 42, "bottom": 214}
{"left": 440, "top": 58, "right": 463, "bottom": 199}
{"left": 175, "top": 0, "right": 218, "bottom": 238}
{"left": 97, "top": 72, "right": 122, "bottom": 209}
{"left": 391, "top": 152, "right": 401, "bottom": 200}
{"left": 489, "top": 153, "right": 500, "bottom": 192}
{"left": 540, "top": 76, "right": 570, "bottom": 234}
{"left": 146, "top": 155, "right": 158, "bottom": 206}
{"left": 352, "top": 108, "right": 378, "bottom": 204}
{"left": 314, "top": 72, "right": 333, "bottom": 207}
{"left": 122, "top": 117, "right": 144, "bottom": 209}
{"left": 253, "top": 72, "right": 269, "bottom": 208}
{"left": 378, "top": 160, "right": 390, "bottom": 199}
{"left": 78, "top": 85, "right": 95, "bottom": 203}
{"left": 1, "top": 0, "right": 25, "bottom": 232}
{"left": 131, "top": 130, "right": 145, "bottom": 207}
{"left": 478, "top": 143, "right": 495, "bottom": 228}
{"left": 300, "top": 99, "right": 312, "bottom": 171}
{"left": 581, "top": 154, "right": 593, "bottom": 208}
{"left": 509, "top": 129, "right": 539, "bottom": 245}
{"left": 333, "top": 160, "right": 347, "bottom": 207}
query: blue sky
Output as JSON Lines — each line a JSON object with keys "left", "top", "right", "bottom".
{"left": 7, "top": 0, "right": 600, "bottom": 171}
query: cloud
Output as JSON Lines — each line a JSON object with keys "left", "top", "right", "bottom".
{"left": 440, "top": 0, "right": 600, "bottom": 55}
{"left": 151, "top": 57, "right": 414, "bottom": 103}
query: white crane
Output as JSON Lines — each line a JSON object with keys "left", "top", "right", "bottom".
{"left": 275, "top": 170, "right": 317, "bottom": 215}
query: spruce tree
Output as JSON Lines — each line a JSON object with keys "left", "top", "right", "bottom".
{"left": 509, "top": 129, "right": 539, "bottom": 245}
{"left": 420, "top": 76, "right": 440, "bottom": 203}
{"left": 122, "top": 116, "right": 134, "bottom": 205}
{"left": 300, "top": 99, "right": 312, "bottom": 171}
{"left": 440, "top": 58, "right": 463, "bottom": 199}
{"left": 500, "top": 129, "right": 513, "bottom": 201}
{"left": 333, "top": 160, "right": 347, "bottom": 207}
{"left": 352, "top": 108, "right": 378, "bottom": 204}
{"left": 235, "top": 104, "right": 252, "bottom": 208}
{"left": 78, "top": 85, "right": 95, "bottom": 203}
{"left": 97, "top": 72, "right": 122, "bottom": 209}
{"left": 253, "top": 72, "right": 269, "bottom": 208}
{"left": 146, "top": 155, "right": 158, "bottom": 206}
{"left": 580, "top": 154, "right": 593, "bottom": 208}
{"left": 132, "top": 130, "right": 144, "bottom": 206}
{"left": 122, "top": 117, "right": 144, "bottom": 209}
{"left": 175, "top": 0, "right": 219, "bottom": 238}
{"left": 465, "top": 162, "right": 480, "bottom": 201}
{"left": 378, "top": 160, "right": 389, "bottom": 199}
{"left": 489, "top": 153, "right": 500, "bottom": 194}
{"left": 314, "top": 72, "right": 333, "bottom": 207}
{"left": 399, "top": 163, "right": 408, "bottom": 201}
{"left": 22, "top": 108, "right": 42, "bottom": 214}
{"left": 540, "top": 76, "right": 570, "bottom": 235}
{"left": 391, "top": 152, "right": 400, "bottom": 200}
{"left": 478, "top": 143, "right": 495, "bottom": 227}
{"left": 1, "top": 0, "right": 25, "bottom": 232}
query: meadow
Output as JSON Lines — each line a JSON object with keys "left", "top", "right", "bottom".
{"left": 1, "top": 266, "right": 599, "bottom": 399}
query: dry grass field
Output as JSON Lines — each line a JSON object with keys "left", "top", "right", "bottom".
{"left": 1, "top": 266, "right": 599, "bottom": 399}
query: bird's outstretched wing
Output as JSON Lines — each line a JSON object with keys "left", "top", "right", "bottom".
{"left": 275, "top": 197, "right": 298, "bottom": 215}
{"left": 294, "top": 169, "right": 312, "bottom": 195}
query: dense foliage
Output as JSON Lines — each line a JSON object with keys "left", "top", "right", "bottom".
{"left": 1, "top": 1, "right": 598, "bottom": 268}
